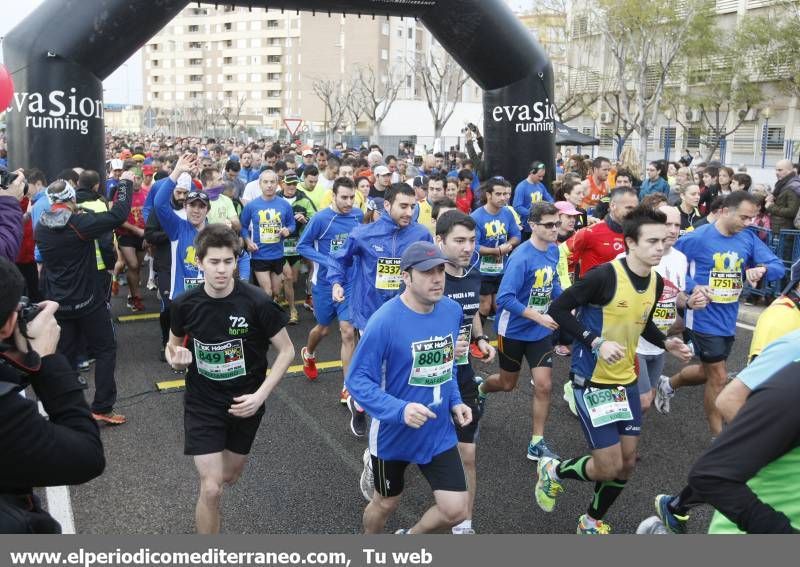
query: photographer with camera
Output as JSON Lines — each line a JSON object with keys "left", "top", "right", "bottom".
{"left": 0, "top": 257, "right": 105, "bottom": 533}
{"left": 35, "top": 173, "right": 134, "bottom": 425}
{"left": 0, "top": 165, "right": 26, "bottom": 261}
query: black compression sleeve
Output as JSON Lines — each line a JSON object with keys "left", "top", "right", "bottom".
{"left": 641, "top": 275, "right": 667, "bottom": 348}
{"left": 687, "top": 362, "right": 800, "bottom": 533}
{"left": 548, "top": 264, "right": 615, "bottom": 348}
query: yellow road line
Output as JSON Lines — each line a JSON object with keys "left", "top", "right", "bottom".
{"left": 117, "top": 313, "right": 160, "bottom": 322}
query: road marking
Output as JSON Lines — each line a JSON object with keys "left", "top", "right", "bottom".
{"left": 117, "top": 313, "right": 160, "bottom": 322}
{"left": 36, "top": 401, "right": 76, "bottom": 534}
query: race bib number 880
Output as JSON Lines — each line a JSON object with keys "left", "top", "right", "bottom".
{"left": 409, "top": 335, "right": 454, "bottom": 387}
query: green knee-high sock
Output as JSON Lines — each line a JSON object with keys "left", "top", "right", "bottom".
{"left": 588, "top": 479, "right": 627, "bottom": 520}
{"left": 555, "top": 455, "right": 590, "bottom": 481}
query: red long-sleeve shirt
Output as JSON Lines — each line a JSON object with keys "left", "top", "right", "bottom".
{"left": 562, "top": 217, "right": 625, "bottom": 278}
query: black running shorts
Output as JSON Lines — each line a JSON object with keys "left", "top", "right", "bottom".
{"left": 498, "top": 335, "right": 553, "bottom": 372}
{"left": 371, "top": 445, "right": 466, "bottom": 498}
{"left": 251, "top": 258, "right": 286, "bottom": 275}
{"left": 184, "top": 401, "right": 265, "bottom": 456}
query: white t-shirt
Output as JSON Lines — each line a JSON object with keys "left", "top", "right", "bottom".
{"left": 242, "top": 179, "right": 261, "bottom": 203}
{"left": 638, "top": 247, "right": 687, "bottom": 356}
{"left": 318, "top": 176, "right": 334, "bottom": 191}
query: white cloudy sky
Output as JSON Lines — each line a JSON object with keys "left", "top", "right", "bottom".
{"left": 1, "top": 0, "right": 534, "bottom": 105}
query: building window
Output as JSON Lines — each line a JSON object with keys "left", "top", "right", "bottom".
{"left": 685, "top": 127, "right": 702, "bottom": 149}
{"left": 267, "top": 20, "right": 280, "bottom": 28}
{"left": 224, "top": 40, "right": 233, "bottom": 48}
{"left": 382, "top": 22, "right": 389, "bottom": 35}
{"left": 764, "top": 126, "right": 785, "bottom": 151}
{"left": 381, "top": 49, "right": 388, "bottom": 60}
{"left": 188, "top": 25, "right": 199, "bottom": 33}
{"left": 188, "top": 41, "right": 203, "bottom": 49}
{"left": 406, "top": 75, "right": 412, "bottom": 88}
{"left": 408, "top": 27, "right": 413, "bottom": 39}
{"left": 599, "top": 127, "right": 614, "bottom": 147}
{"left": 224, "top": 91, "right": 233, "bottom": 99}
{"left": 153, "top": 76, "right": 160, "bottom": 83}
{"left": 224, "top": 22, "right": 232, "bottom": 31}
{"left": 268, "top": 108, "right": 281, "bottom": 116}
{"left": 268, "top": 38, "right": 281, "bottom": 46}
{"left": 660, "top": 127, "right": 677, "bottom": 149}
{"left": 189, "top": 58, "right": 202, "bottom": 66}
{"left": 225, "top": 74, "right": 234, "bottom": 81}
{"left": 152, "top": 60, "right": 159, "bottom": 67}
{"left": 151, "top": 44, "right": 159, "bottom": 51}
{"left": 223, "top": 57, "right": 233, "bottom": 65}
{"left": 268, "top": 55, "right": 281, "bottom": 63}
{"left": 267, "top": 90, "right": 281, "bottom": 97}
{"left": 189, "top": 75, "right": 202, "bottom": 82}
{"left": 268, "top": 73, "right": 281, "bottom": 81}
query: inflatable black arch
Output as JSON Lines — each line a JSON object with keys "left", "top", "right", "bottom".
{"left": 3, "top": 0, "right": 554, "bottom": 185}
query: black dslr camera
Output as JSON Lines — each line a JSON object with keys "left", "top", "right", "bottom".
{"left": 0, "top": 167, "right": 29, "bottom": 196}
{"left": 17, "top": 296, "right": 42, "bottom": 340}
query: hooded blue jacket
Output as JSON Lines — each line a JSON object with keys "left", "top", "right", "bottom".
{"left": 326, "top": 214, "right": 432, "bottom": 330}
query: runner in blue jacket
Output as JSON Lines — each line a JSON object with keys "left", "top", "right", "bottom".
{"left": 154, "top": 153, "right": 210, "bottom": 300}
{"left": 327, "top": 183, "right": 432, "bottom": 332}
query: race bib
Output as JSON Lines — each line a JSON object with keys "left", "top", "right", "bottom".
{"left": 528, "top": 285, "right": 553, "bottom": 313}
{"left": 582, "top": 386, "right": 633, "bottom": 427}
{"left": 283, "top": 237, "right": 298, "bottom": 256}
{"left": 479, "top": 254, "right": 503, "bottom": 275}
{"left": 653, "top": 300, "right": 677, "bottom": 334}
{"left": 375, "top": 257, "right": 402, "bottom": 291}
{"left": 409, "top": 335, "right": 455, "bottom": 387}
{"left": 329, "top": 234, "right": 348, "bottom": 254}
{"left": 708, "top": 270, "right": 743, "bottom": 304}
{"left": 455, "top": 324, "right": 472, "bottom": 366}
{"left": 183, "top": 277, "right": 204, "bottom": 291}
{"left": 258, "top": 219, "right": 281, "bottom": 244}
{"left": 193, "top": 339, "right": 246, "bottom": 381}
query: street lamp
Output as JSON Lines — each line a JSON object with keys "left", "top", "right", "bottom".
{"left": 761, "top": 107, "right": 771, "bottom": 169}
{"left": 663, "top": 108, "right": 673, "bottom": 162}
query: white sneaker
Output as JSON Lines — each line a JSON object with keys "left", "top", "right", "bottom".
{"left": 654, "top": 375, "right": 674, "bottom": 414}
{"left": 636, "top": 516, "right": 668, "bottom": 534}
{"left": 146, "top": 278, "right": 157, "bottom": 291}
{"left": 563, "top": 382, "right": 577, "bottom": 416}
{"left": 359, "top": 448, "right": 374, "bottom": 501}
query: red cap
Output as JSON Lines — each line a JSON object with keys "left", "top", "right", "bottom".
{"left": 142, "top": 165, "right": 155, "bottom": 175}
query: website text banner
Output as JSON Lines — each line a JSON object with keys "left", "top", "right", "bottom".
{"left": 0, "top": 535, "right": 788, "bottom": 567}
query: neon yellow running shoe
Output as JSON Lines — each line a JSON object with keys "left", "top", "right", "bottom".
{"left": 577, "top": 514, "right": 611, "bottom": 535}
{"left": 577, "top": 514, "right": 612, "bottom": 534}
{"left": 534, "top": 457, "right": 563, "bottom": 512}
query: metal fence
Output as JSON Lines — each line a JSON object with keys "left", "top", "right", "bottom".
{"left": 743, "top": 228, "right": 799, "bottom": 298}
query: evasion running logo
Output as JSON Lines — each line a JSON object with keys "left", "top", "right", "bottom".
{"left": 5, "top": 88, "right": 103, "bottom": 135}
{"left": 491, "top": 98, "right": 556, "bottom": 134}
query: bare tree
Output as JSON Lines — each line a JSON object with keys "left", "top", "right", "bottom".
{"left": 220, "top": 95, "right": 248, "bottom": 138}
{"left": 593, "top": 0, "right": 715, "bottom": 171}
{"left": 414, "top": 47, "right": 470, "bottom": 140}
{"left": 311, "top": 78, "right": 354, "bottom": 147}
{"left": 353, "top": 64, "right": 404, "bottom": 139}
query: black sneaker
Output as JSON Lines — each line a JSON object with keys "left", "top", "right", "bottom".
{"left": 347, "top": 396, "right": 367, "bottom": 437}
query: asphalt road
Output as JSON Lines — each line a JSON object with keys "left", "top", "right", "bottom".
{"left": 66, "top": 284, "right": 755, "bottom": 535}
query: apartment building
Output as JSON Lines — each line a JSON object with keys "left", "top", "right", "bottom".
{"left": 562, "top": 0, "right": 799, "bottom": 166}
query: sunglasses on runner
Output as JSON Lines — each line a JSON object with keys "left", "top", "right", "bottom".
{"left": 534, "top": 221, "right": 562, "bottom": 229}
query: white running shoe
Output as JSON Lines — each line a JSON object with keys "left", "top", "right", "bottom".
{"left": 359, "top": 448, "right": 374, "bottom": 501}
{"left": 636, "top": 516, "right": 668, "bottom": 534}
{"left": 654, "top": 375, "right": 675, "bottom": 414}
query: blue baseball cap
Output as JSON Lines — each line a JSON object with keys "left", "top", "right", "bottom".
{"left": 401, "top": 241, "right": 451, "bottom": 272}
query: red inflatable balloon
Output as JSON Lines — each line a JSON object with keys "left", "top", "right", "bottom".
{"left": 0, "top": 64, "right": 14, "bottom": 111}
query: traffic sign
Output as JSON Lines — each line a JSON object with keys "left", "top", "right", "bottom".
{"left": 284, "top": 118, "right": 303, "bottom": 137}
